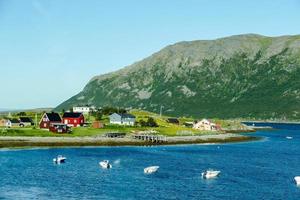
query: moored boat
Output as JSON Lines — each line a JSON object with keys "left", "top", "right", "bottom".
{"left": 201, "top": 169, "right": 220, "bottom": 179}
{"left": 144, "top": 166, "right": 159, "bottom": 174}
{"left": 53, "top": 155, "right": 66, "bottom": 164}
{"left": 99, "top": 160, "right": 112, "bottom": 169}
{"left": 286, "top": 136, "right": 293, "bottom": 139}
{"left": 294, "top": 176, "right": 300, "bottom": 185}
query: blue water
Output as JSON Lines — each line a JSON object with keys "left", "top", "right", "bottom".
{"left": 1, "top": 128, "right": 300, "bottom": 199}
{"left": 243, "top": 121, "right": 300, "bottom": 130}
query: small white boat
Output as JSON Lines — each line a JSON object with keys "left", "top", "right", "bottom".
{"left": 144, "top": 166, "right": 159, "bottom": 174}
{"left": 286, "top": 136, "right": 293, "bottom": 139}
{"left": 99, "top": 160, "right": 112, "bottom": 169}
{"left": 53, "top": 155, "right": 66, "bottom": 164}
{"left": 202, "top": 169, "right": 220, "bottom": 179}
{"left": 294, "top": 176, "right": 300, "bottom": 185}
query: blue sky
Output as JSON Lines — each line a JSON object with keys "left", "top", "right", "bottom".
{"left": 0, "top": 0, "right": 300, "bottom": 109}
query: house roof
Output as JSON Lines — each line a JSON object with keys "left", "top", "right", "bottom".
{"left": 45, "top": 112, "right": 62, "bottom": 122}
{"left": 120, "top": 113, "right": 136, "bottom": 119}
{"left": 110, "top": 113, "right": 136, "bottom": 119}
{"left": 167, "top": 118, "right": 179, "bottom": 123}
{"left": 63, "top": 112, "right": 83, "bottom": 118}
{"left": 19, "top": 117, "right": 33, "bottom": 123}
{"left": 9, "top": 118, "right": 20, "bottom": 123}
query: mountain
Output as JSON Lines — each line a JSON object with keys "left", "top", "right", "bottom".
{"left": 56, "top": 34, "right": 300, "bottom": 120}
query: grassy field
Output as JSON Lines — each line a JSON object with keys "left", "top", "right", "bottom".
{"left": 0, "top": 126, "right": 215, "bottom": 137}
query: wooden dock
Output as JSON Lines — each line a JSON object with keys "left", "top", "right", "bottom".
{"left": 132, "top": 134, "right": 167, "bottom": 143}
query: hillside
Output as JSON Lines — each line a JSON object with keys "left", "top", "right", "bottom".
{"left": 56, "top": 34, "right": 300, "bottom": 120}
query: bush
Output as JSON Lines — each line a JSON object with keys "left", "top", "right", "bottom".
{"left": 139, "top": 117, "right": 158, "bottom": 127}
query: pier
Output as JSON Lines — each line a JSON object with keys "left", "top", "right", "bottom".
{"left": 132, "top": 134, "right": 167, "bottom": 143}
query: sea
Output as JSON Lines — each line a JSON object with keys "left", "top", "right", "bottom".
{"left": 0, "top": 124, "right": 300, "bottom": 200}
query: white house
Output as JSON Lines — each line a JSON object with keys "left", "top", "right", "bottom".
{"left": 6, "top": 119, "right": 20, "bottom": 128}
{"left": 73, "top": 106, "right": 94, "bottom": 114}
{"left": 193, "top": 119, "right": 217, "bottom": 131}
{"left": 109, "top": 113, "right": 136, "bottom": 126}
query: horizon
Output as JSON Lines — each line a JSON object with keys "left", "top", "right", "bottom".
{"left": 1, "top": 0, "right": 300, "bottom": 109}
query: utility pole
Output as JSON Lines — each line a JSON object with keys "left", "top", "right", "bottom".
{"left": 35, "top": 113, "right": 38, "bottom": 128}
{"left": 160, "top": 105, "right": 163, "bottom": 117}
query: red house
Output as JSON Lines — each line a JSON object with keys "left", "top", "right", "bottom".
{"left": 39, "top": 112, "right": 62, "bottom": 129}
{"left": 62, "top": 112, "right": 84, "bottom": 127}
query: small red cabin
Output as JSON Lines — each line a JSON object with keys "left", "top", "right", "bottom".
{"left": 39, "top": 112, "right": 62, "bottom": 129}
{"left": 62, "top": 112, "right": 84, "bottom": 127}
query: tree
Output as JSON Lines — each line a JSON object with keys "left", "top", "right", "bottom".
{"left": 139, "top": 117, "right": 158, "bottom": 127}
{"left": 147, "top": 117, "right": 158, "bottom": 127}
{"left": 17, "top": 112, "right": 26, "bottom": 116}
{"left": 139, "top": 119, "right": 147, "bottom": 127}
{"left": 95, "top": 111, "right": 103, "bottom": 121}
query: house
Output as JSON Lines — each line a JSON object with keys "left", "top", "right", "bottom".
{"left": 6, "top": 119, "right": 20, "bottom": 127}
{"left": 73, "top": 106, "right": 94, "bottom": 114}
{"left": 19, "top": 117, "right": 34, "bottom": 127}
{"left": 92, "top": 121, "right": 104, "bottom": 128}
{"left": 49, "top": 123, "right": 70, "bottom": 133}
{"left": 167, "top": 118, "right": 180, "bottom": 125}
{"left": 0, "top": 119, "right": 8, "bottom": 127}
{"left": 109, "top": 113, "right": 136, "bottom": 126}
{"left": 193, "top": 119, "right": 218, "bottom": 131}
{"left": 39, "top": 112, "right": 62, "bottom": 129}
{"left": 184, "top": 121, "right": 194, "bottom": 128}
{"left": 62, "top": 112, "right": 84, "bottom": 127}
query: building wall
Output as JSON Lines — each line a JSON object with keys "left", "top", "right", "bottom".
{"left": 39, "top": 114, "right": 61, "bottom": 129}
{"left": 6, "top": 122, "right": 20, "bottom": 127}
{"left": 73, "top": 107, "right": 90, "bottom": 114}
{"left": 193, "top": 119, "right": 216, "bottom": 131}
{"left": 63, "top": 116, "right": 84, "bottom": 127}
{"left": 92, "top": 121, "right": 103, "bottom": 128}
{"left": 121, "top": 118, "right": 135, "bottom": 126}
{"left": 0, "top": 119, "right": 7, "bottom": 127}
{"left": 109, "top": 114, "right": 135, "bottom": 126}
{"left": 109, "top": 113, "right": 122, "bottom": 124}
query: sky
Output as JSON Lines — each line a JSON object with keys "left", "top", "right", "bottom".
{"left": 0, "top": 0, "right": 300, "bottom": 109}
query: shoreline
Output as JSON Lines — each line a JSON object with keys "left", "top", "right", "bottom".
{"left": 0, "top": 134, "right": 259, "bottom": 149}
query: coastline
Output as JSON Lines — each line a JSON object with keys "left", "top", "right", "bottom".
{"left": 0, "top": 134, "right": 259, "bottom": 149}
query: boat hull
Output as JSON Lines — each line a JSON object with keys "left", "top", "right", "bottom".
{"left": 144, "top": 166, "right": 159, "bottom": 174}
{"left": 99, "top": 161, "right": 112, "bottom": 169}
{"left": 53, "top": 157, "right": 66, "bottom": 164}
{"left": 202, "top": 171, "right": 220, "bottom": 179}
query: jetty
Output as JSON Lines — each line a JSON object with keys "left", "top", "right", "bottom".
{"left": 105, "top": 132, "right": 126, "bottom": 138}
{"left": 132, "top": 134, "right": 167, "bottom": 143}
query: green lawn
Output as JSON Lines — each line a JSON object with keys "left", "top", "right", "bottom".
{"left": 0, "top": 124, "right": 216, "bottom": 137}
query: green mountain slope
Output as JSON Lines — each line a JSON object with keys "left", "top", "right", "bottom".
{"left": 56, "top": 34, "right": 300, "bottom": 120}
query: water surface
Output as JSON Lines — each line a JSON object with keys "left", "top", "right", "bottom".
{"left": 1, "top": 127, "right": 300, "bottom": 199}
